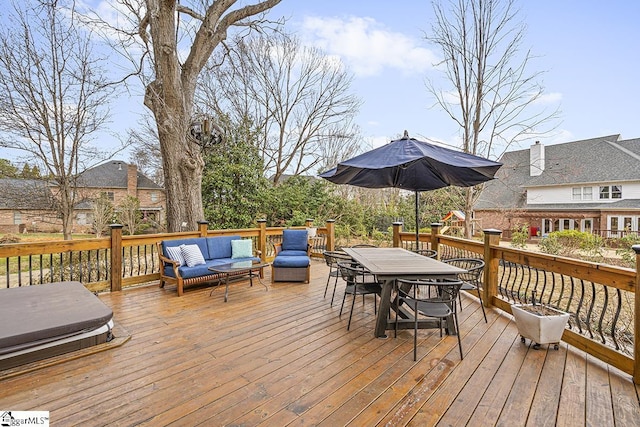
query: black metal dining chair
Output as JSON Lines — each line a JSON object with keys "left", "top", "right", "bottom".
{"left": 395, "top": 278, "right": 464, "bottom": 361}
{"left": 336, "top": 261, "right": 382, "bottom": 331}
{"left": 442, "top": 258, "right": 487, "bottom": 323}
{"left": 322, "top": 250, "right": 352, "bottom": 306}
{"left": 413, "top": 249, "right": 438, "bottom": 258}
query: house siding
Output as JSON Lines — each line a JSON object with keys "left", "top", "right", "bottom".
{"left": 475, "top": 135, "right": 640, "bottom": 237}
{"left": 0, "top": 161, "right": 166, "bottom": 234}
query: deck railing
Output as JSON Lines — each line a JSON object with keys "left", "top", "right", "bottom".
{"left": 2, "top": 218, "right": 637, "bottom": 383}
{"left": 0, "top": 218, "right": 335, "bottom": 293}
{"left": 392, "top": 222, "right": 640, "bottom": 384}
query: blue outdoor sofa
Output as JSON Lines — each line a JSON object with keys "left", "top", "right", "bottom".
{"left": 157, "top": 235, "right": 261, "bottom": 296}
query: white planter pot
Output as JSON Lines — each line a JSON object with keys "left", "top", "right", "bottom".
{"left": 511, "top": 304, "right": 570, "bottom": 350}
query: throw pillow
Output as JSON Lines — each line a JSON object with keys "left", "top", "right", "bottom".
{"left": 165, "top": 246, "right": 185, "bottom": 266}
{"left": 231, "top": 239, "right": 253, "bottom": 259}
{"left": 180, "top": 244, "right": 206, "bottom": 267}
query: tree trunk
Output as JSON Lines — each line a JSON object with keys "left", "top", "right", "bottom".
{"left": 147, "top": 80, "right": 204, "bottom": 232}
{"left": 144, "top": 1, "right": 203, "bottom": 232}
{"left": 141, "top": 0, "right": 283, "bottom": 232}
{"left": 464, "top": 187, "right": 473, "bottom": 238}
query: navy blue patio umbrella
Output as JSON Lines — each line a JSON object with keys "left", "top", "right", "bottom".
{"left": 319, "top": 131, "right": 503, "bottom": 247}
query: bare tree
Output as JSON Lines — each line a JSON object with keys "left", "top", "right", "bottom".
{"left": 198, "top": 32, "right": 362, "bottom": 184}
{"left": 92, "top": 193, "right": 115, "bottom": 238}
{"left": 127, "top": 114, "right": 164, "bottom": 186}
{"left": 0, "top": 0, "right": 113, "bottom": 239}
{"left": 117, "top": 195, "right": 142, "bottom": 235}
{"left": 86, "top": 0, "right": 283, "bottom": 231}
{"left": 426, "top": 0, "right": 559, "bottom": 237}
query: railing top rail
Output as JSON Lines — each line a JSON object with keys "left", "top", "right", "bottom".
{"left": 495, "top": 245, "right": 636, "bottom": 292}
{"left": 0, "top": 238, "right": 110, "bottom": 256}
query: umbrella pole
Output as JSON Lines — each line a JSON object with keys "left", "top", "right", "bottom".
{"left": 415, "top": 191, "right": 419, "bottom": 250}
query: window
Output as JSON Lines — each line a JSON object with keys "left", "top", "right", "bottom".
{"left": 151, "top": 192, "right": 158, "bottom": 202}
{"left": 572, "top": 187, "right": 581, "bottom": 200}
{"left": 599, "top": 185, "right": 622, "bottom": 200}
{"left": 77, "top": 213, "right": 87, "bottom": 225}
{"left": 611, "top": 217, "right": 619, "bottom": 232}
{"left": 572, "top": 186, "right": 592, "bottom": 200}
{"left": 612, "top": 185, "right": 622, "bottom": 199}
{"left": 107, "top": 191, "right": 114, "bottom": 201}
{"left": 13, "top": 211, "right": 22, "bottom": 224}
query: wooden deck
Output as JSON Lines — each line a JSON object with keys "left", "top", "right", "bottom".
{"left": 1, "top": 259, "right": 639, "bottom": 426}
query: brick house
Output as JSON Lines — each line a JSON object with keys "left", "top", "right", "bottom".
{"left": 474, "top": 135, "right": 640, "bottom": 238}
{"left": 0, "top": 160, "right": 165, "bottom": 233}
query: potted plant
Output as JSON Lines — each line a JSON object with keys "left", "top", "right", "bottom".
{"left": 511, "top": 291, "right": 570, "bottom": 350}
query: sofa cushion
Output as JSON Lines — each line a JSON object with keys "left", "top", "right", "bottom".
{"left": 273, "top": 256, "right": 310, "bottom": 268}
{"left": 162, "top": 237, "right": 210, "bottom": 260}
{"left": 207, "top": 236, "right": 240, "bottom": 260}
{"left": 231, "top": 239, "right": 253, "bottom": 259}
{"left": 177, "top": 263, "right": 213, "bottom": 279}
{"left": 165, "top": 246, "right": 185, "bottom": 266}
{"left": 181, "top": 244, "right": 206, "bottom": 267}
{"left": 281, "top": 229, "right": 308, "bottom": 251}
{"left": 278, "top": 250, "right": 309, "bottom": 257}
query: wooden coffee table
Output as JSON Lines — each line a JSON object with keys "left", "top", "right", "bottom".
{"left": 208, "top": 260, "right": 269, "bottom": 302}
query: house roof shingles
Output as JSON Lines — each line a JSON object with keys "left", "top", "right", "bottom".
{"left": 77, "top": 160, "right": 162, "bottom": 190}
{"left": 476, "top": 135, "right": 640, "bottom": 211}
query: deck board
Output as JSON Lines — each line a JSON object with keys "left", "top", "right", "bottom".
{"left": 0, "top": 259, "right": 638, "bottom": 426}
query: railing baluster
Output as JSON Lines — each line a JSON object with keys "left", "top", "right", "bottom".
{"left": 611, "top": 288, "right": 622, "bottom": 351}
{"left": 598, "top": 286, "right": 609, "bottom": 345}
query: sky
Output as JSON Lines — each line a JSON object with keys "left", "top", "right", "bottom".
{"left": 3, "top": 0, "right": 639, "bottom": 165}
{"left": 262, "top": 0, "right": 639, "bottom": 159}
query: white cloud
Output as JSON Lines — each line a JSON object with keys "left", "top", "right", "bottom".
{"left": 300, "top": 16, "right": 438, "bottom": 77}
{"left": 533, "top": 92, "right": 563, "bottom": 105}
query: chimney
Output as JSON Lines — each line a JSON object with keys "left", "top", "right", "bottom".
{"left": 127, "top": 163, "right": 137, "bottom": 196}
{"left": 530, "top": 141, "right": 545, "bottom": 176}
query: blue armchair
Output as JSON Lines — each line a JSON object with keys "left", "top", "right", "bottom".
{"left": 271, "top": 229, "right": 311, "bottom": 283}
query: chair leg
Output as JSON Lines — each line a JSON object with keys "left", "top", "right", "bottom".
{"left": 339, "top": 290, "right": 348, "bottom": 316}
{"left": 453, "top": 313, "right": 463, "bottom": 360}
{"left": 330, "top": 274, "right": 340, "bottom": 306}
{"left": 394, "top": 284, "right": 399, "bottom": 338}
{"left": 347, "top": 292, "right": 357, "bottom": 331}
{"left": 477, "top": 288, "right": 488, "bottom": 323}
{"left": 324, "top": 267, "right": 332, "bottom": 298}
{"left": 413, "top": 299, "right": 418, "bottom": 361}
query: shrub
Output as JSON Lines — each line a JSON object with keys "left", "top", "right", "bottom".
{"left": 615, "top": 234, "right": 640, "bottom": 268}
{"left": 538, "top": 229, "right": 604, "bottom": 259}
{"left": 510, "top": 224, "right": 529, "bottom": 249}
{"left": 0, "top": 234, "right": 21, "bottom": 244}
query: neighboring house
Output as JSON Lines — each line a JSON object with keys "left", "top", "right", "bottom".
{"left": 475, "top": 135, "right": 640, "bottom": 238}
{"left": 0, "top": 160, "right": 166, "bottom": 233}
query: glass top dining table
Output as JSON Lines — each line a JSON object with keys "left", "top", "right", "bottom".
{"left": 341, "top": 247, "right": 467, "bottom": 338}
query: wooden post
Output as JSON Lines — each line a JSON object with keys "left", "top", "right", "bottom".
{"left": 392, "top": 222, "right": 403, "bottom": 248}
{"left": 325, "top": 219, "right": 335, "bottom": 252}
{"left": 430, "top": 223, "right": 442, "bottom": 258}
{"left": 110, "top": 224, "right": 123, "bottom": 292}
{"left": 257, "top": 219, "right": 267, "bottom": 262}
{"left": 632, "top": 244, "right": 640, "bottom": 384}
{"left": 305, "top": 218, "right": 314, "bottom": 228}
{"left": 198, "top": 220, "right": 209, "bottom": 237}
{"left": 483, "top": 229, "right": 502, "bottom": 309}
